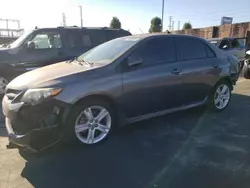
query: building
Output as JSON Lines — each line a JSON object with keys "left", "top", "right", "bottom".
{"left": 173, "top": 21, "right": 250, "bottom": 40}
{"left": 0, "top": 18, "right": 24, "bottom": 45}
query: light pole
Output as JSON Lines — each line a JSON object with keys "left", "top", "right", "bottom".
{"left": 79, "top": 6, "right": 83, "bottom": 27}
{"left": 161, "top": 0, "right": 164, "bottom": 31}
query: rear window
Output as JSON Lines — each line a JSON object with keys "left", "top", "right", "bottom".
{"left": 176, "top": 37, "right": 207, "bottom": 60}
{"left": 66, "top": 31, "right": 93, "bottom": 48}
{"left": 206, "top": 45, "right": 216, "bottom": 58}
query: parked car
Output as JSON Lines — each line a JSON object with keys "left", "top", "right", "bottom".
{"left": 207, "top": 37, "right": 246, "bottom": 67}
{"left": 3, "top": 34, "right": 239, "bottom": 152}
{"left": 0, "top": 27, "right": 131, "bottom": 95}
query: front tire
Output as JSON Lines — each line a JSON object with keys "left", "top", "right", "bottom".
{"left": 210, "top": 80, "right": 231, "bottom": 111}
{"left": 0, "top": 76, "right": 8, "bottom": 96}
{"left": 65, "top": 99, "right": 114, "bottom": 145}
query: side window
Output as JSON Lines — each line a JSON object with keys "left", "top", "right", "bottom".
{"left": 66, "top": 31, "right": 93, "bottom": 48}
{"left": 30, "top": 32, "right": 62, "bottom": 49}
{"left": 106, "top": 30, "right": 117, "bottom": 41}
{"left": 91, "top": 31, "right": 106, "bottom": 46}
{"left": 237, "top": 39, "right": 245, "bottom": 48}
{"left": 231, "top": 39, "right": 239, "bottom": 48}
{"left": 81, "top": 34, "right": 92, "bottom": 47}
{"left": 176, "top": 38, "right": 207, "bottom": 60}
{"left": 131, "top": 37, "right": 176, "bottom": 66}
{"left": 67, "top": 32, "right": 76, "bottom": 48}
{"left": 206, "top": 45, "right": 216, "bottom": 58}
{"left": 219, "top": 39, "right": 230, "bottom": 49}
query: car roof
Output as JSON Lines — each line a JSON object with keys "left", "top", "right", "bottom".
{"left": 35, "top": 27, "right": 129, "bottom": 32}
{"left": 121, "top": 33, "right": 205, "bottom": 40}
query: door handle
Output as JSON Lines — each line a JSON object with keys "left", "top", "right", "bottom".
{"left": 171, "top": 68, "right": 182, "bottom": 75}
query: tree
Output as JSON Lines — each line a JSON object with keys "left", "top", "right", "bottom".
{"left": 183, "top": 22, "right": 192, "bottom": 30}
{"left": 149, "top": 17, "right": 162, "bottom": 33}
{"left": 110, "top": 17, "right": 121, "bottom": 29}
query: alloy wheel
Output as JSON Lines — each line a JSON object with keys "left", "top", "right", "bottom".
{"left": 214, "top": 84, "right": 230, "bottom": 110}
{"left": 0, "top": 77, "right": 8, "bottom": 95}
{"left": 74, "top": 106, "right": 112, "bottom": 144}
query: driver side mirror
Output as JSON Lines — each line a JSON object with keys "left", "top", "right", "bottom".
{"left": 27, "top": 41, "right": 35, "bottom": 49}
{"left": 127, "top": 55, "right": 142, "bottom": 67}
{"left": 222, "top": 45, "right": 229, "bottom": 50}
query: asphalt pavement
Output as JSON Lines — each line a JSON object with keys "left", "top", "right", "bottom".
{"left": 0, "top": 79, "right": 250, "bottom": 188}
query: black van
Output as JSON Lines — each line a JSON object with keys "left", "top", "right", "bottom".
{"left": 0, "top": 27, "right": 131, "bottom": 94}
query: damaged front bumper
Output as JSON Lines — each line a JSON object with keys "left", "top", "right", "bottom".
{"left": 2, "top": 95, "right": 71, "bottom": 152}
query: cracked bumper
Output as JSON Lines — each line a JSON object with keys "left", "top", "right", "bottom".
{"left": 2, "top": 96, "right": 71, "bottom": 152}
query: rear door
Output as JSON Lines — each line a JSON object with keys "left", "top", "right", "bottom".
{"left": 176, "top": 37, "right": 218, "bottom": 105}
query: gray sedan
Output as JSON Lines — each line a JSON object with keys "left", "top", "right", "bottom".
{"left": 3, "top": 34, "right": 239, "bottom": 152}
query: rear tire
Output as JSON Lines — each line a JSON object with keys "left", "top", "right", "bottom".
{"left": 64, "top": 99, "right": 115, "bottom": 146}
{"left": 243, "top": 60, "right": 250, "bottom": 79}
{"left": 209, "top": 80, "right": 232, "bottom": 111}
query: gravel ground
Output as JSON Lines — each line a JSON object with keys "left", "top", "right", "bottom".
{"left": 0, "top": 79, "right": 250, "bottom": 188}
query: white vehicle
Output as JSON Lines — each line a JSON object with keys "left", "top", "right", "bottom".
{"left": 243, "top": 50, "right": 250, "bottom": 79}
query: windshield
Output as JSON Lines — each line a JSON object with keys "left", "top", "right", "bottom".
{"left": 9, "top": 30, "right": 33, "bottom": 48}
{"left": 77, "top": 37, "right": 140, "bottom": 64}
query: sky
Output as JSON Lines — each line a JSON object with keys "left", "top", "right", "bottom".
{"left": 0, "top": 0, "right": 249, "bottom": 34}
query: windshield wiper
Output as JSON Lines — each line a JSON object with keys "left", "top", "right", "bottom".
{"left": 66, "top": 57, "right": 93, "bottom": 66}
{"left": 66, "top": 57, "right": 77, "bottom": 63}
{"left": 76, "top": 58, "right": 93, "bottom": 67}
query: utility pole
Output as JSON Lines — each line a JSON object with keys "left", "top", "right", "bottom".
{"left": 62, "top": 13, "right": 66, "bottom": 26}
{"left": 172, "top": 21, "right": 175, "bottom": 31}
{"left": 168, "top": 16, "right": 172, "bottom": 31}
{"left": 178, "top": 21, "right": 180, "bottom": 30}
{"left": 79, "top": 6, "right": 83, "bottom": 27}
{"left": 6, "top": 19, "right": 9, "bottom": 37}
{"left": 161, "top": 0, "right": 164, "bottom": 31}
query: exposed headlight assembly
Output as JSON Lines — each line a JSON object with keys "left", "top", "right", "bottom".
{"left": 20, "top": 88, "right": 62, "bottom": 105}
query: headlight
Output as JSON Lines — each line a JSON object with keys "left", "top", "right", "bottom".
{"left": 20, "top": 88, "right": 62, "bottom": 105}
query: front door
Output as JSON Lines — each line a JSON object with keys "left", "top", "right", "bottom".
{"left": 18, "top": 30, "right": 65, "bottom": 69}
{"left": 175, "top": 37, "right": 218, "bottom": 105}
{"left": 121, "top": 37, "right": 182, "bottom": 118}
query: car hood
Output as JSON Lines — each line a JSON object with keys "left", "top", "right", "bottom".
{"left": 7, "top": 61, "right": 98, "bottom": 90}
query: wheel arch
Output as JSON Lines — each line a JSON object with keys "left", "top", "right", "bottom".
{"left": 215, "top": 76, "right": 234, "bottom": 90}
{"left": 73, "top": 93, "right": 118, "bottom": 113}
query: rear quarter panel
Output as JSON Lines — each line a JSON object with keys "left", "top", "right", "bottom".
{"left": 205, "top": 40, "right": 233, "bottom": 86}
